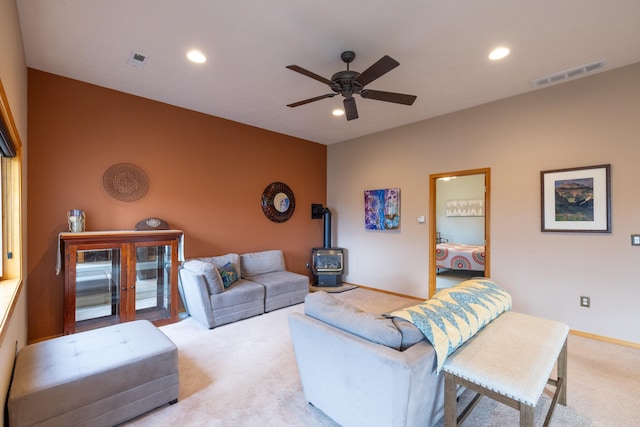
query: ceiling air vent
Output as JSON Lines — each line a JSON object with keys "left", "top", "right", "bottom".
{"left": 530, "top": 60, "right": 606, "bottom": 89}
{"left": 127, "top": 51, "right": 148, "bottom": 68}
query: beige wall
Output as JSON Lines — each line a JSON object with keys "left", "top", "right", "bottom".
{"left": 0, "top": 0, "right": 28, "bottom": 422}
{"left": 328, "top": 62, "right": 640, "bottom": 344}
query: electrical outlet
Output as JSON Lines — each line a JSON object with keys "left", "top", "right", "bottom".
{"left": 580, "top": 296, "right": 590, "bottom": 308}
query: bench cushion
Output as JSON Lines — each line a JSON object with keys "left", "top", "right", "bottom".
{"left": 9, "top": 320, "right": 179, "bottom": 427}
{"left": 443, "top": 311, "right": 569, "bottom": 406}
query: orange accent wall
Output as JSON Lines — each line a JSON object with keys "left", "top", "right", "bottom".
{"left": 26, "top": 69, "right": 327, "bottom": 341}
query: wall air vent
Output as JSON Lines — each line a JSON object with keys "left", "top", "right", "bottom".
{"left": 127, "top": 51, "right": 148, "bottom": 68}
{"left": 530, "top": 60, "right": 606, "bottom": 89}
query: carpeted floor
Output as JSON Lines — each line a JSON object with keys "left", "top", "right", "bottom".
{"left": 123, "top": 288, "right": 638, "bottom": 426}
{"left": 436, "top": 269, "right": 484, "bottom": 289}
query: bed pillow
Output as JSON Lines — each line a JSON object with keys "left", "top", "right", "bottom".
{"left": 304, "top": 291, "right": 402, "bottom": 350}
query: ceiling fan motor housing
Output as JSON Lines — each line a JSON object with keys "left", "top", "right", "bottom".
{"left": 330, "top": 70, "right": 362, "bottom": 96}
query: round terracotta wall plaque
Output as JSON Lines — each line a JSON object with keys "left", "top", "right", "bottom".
{"left": 103, "top": 163, "right": 149, "bottom": 202}
{"left": 261, "top": 182, "right": 295, "bottom": 223}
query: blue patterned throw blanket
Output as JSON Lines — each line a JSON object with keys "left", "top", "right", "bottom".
{"left": 387, "top": 278, "right": 511, "bottom": 372}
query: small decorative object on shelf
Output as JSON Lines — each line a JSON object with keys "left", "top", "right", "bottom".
{"left": 135, "top": 217, "right": 170, "bottom": 230}
{"left": 67, "top": 209, "right": 85, "bottom": 232}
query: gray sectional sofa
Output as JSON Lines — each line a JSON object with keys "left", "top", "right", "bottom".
{"left": 179, "top": 249, "right": 309, "bottom": 328}
{"left": 288, "top": 291, "right": 460, "bottom": 427}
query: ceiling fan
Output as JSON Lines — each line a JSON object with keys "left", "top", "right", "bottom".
{"left": 286, "top": 51, "right": 417, "bottom": 121}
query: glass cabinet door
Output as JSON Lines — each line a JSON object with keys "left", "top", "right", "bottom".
{"left": 134, "top": 244, "right": 173, "bottom": 323}
{"left": 75, "top": 248, "right": 122, "bottom": 331}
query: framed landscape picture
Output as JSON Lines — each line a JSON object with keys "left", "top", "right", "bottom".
{"left": 541, "top": 164, "right": 611, "bottom": 232}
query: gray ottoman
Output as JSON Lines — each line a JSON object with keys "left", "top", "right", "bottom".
{"left": 8, "top": 320, "right": 179, "bottom": 427}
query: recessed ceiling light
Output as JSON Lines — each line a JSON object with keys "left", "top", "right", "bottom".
{"left": 489, "top": 47, "right": 510, "bottom": 61}
{"left": 187, "top": 50, "right": 207, "bottom": 64}
{"left": 332, "top": 109, "right": 344, "bottom": 117}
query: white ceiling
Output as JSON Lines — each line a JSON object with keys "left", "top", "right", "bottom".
{"left": 16, "top": 1, "right": 640, "bottom": 145}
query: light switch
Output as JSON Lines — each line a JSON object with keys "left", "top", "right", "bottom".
{"left": 417, "top": 216, "right": 425, "bottom": 223}
{"left": 632, "top": 235, "right": 640, "bottom": 246}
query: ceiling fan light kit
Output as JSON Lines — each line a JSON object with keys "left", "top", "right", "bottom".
{"left": 286, "top": 50, "right": 417, "bottom": 121}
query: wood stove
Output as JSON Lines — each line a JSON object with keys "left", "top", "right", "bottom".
{"left": 311, "top": 247, "right": 344, "bottom": 286}
{"left": 311, "top": 204, "right": 344, "bottom": 287}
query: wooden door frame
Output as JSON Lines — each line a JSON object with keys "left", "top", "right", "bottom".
{"left": 429, "top": 168, "right": 491, "bottom": 297}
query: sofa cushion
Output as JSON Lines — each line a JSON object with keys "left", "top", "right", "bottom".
{"left": 182, "top": 259, "right": 224, "bottom": 295}
{"left": 241, "top": 250, "right": 285, "bottom": 277}
{"left": 218, "top": 262, "right": 239, "bottom": 288}
{"left": 392, "top": 318, "right": 425, "bottom": 350}
{"left": 198, "top": 253, "right": 242, "bottom": 278}
{"left": 304, "top": 291, "right": 402, "bottom": 350}
{"left": 249, "top": 271, "right": 308, "bottom": 296}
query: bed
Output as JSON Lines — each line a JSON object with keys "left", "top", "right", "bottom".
{"left": 435, "top": 243, "right": 485, "bottom": 271}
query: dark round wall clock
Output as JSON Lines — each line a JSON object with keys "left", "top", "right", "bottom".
{"left": 261, "top": 182, "right": 295, "bottom": 223}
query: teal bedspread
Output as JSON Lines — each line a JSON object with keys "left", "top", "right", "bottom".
{"left": 387, "top": 278, "right": 511, "bottom": 372}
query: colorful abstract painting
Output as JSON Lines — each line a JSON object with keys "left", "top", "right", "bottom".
{"left": 364, "top": 188, "right": 400, "bottom": 230}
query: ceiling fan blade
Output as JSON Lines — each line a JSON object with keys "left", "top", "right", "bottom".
{"left": 360, "top": 89, "right": 417, "bottom": 105}
{"left": 354, "top": 55, "right": 400, "bottom": 87}
{"left": 287, "top": 93, "right": 336, "bottom": 108}
{"left": 344, "top": 97, "right": 359, "bottom": 121}
{"left": 286, "top": 65, "right": 334, "bottom": 86}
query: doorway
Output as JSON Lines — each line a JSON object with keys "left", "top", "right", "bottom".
{"left": 428, "top": 168, "right": 490, "bottom": 297}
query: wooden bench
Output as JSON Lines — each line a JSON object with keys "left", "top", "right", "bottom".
{"left": 443, "top": 311, "right": 569, "bottom": 427}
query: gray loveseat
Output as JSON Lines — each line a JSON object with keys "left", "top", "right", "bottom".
{"left": 180, "top": 249, "right": 309, "bottom": 328}
{"left": 288, "top": 291, "right": 458, "bottom": 427}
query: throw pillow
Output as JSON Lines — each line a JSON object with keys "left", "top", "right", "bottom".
{"left": 218, "top": 262, "right": 239, "bottom": 288}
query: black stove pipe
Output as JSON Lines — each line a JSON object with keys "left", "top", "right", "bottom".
{"left": 323, "top": 208, "right": 332, "bottom": 249}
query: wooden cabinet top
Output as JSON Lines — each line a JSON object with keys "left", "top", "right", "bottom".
{"left": 57, "top": 230, "right": 184, "bottom": 275}
{"left": 60, "top": 230, "right": 183, "bottom": 244}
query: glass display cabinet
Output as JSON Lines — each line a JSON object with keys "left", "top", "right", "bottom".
{"left": 60, "top": 230, "right": 183, "bottom": 334}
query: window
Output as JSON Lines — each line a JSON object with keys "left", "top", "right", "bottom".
{"left": 0, "top": 79, "right": 22, "bottom": 281}
{"left": 0, "top": 78, "right": 23, "bottom": 344}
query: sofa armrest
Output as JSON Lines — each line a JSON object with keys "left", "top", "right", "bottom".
{"left": 288, "top": 312, "right": 445, "bottom": 427}
{"left": 179, "top": 268, "right": 215, "bottom": 328}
